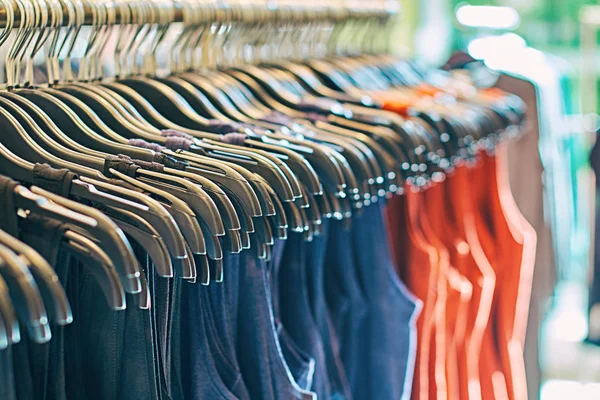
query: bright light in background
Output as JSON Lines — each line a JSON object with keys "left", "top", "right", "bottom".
{"left": 467, "top": 33, "right": 526, "bottom": 60}
{"left": 456, "top": 4, "right": 520, "bottom": 30}
{"left": 464, "top": 33, "right": 557, "bottom": 85}
{"left": 541, "top": 380, "right": 600, "bottom": 400}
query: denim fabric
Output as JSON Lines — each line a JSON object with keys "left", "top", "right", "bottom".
{"left": 277, "top": 323, "right": 316, "bottom": 391}
{"left": 7, "top": 216, "right": 160, "bottom": 400}
{"left": 350, "top": 203, "right": 421, "bottom": 400}
{"left": 278, "top": 232, "right": 332, "bottom": 399}
{"left": 201, "top": 254, "right": 251, "bottom": 400}
{"left": 179, "top": 275, "right": 240, "bottom": 400}
{"left": 324, "top": 217, "right": 369, "bottom": 396}
{"left": 204, "top": 253, "right": 244, "bottom": 376}
{"left": 149, "top": 263, "right": 172, "bottom": 400}
{"left": 63, "top": 241, "right": 159, "bottom": 400}
{"left": 169, "top": 274, "right": 185, "bottom": 400}
{"left": 305, "top": 221, "right": 353, "bottom": 400}
{"left": 11, "top": 216, "right": 71, "bottom": 400}
{"left": 324, "top": 204, "right": 421, "bottom": 400}
{"left": 236, "top": 250, "right": 316, "bottom": 400}
{"left": 0, "top": 346, "right": 15, "bottom": 400}
{"left": 269, "top": 239, "right": 287, "bottom": 319}
{"left": 270, "top": 240, "right": 318, "bottom": 393}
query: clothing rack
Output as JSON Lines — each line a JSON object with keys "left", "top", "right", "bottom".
{"left": 0, "top": 0, "right": 397, "bottom": 29}
{"left": 0, "top": 1, "right": 541, "bottom": 400}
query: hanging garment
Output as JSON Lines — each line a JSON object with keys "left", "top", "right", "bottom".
{"left": 0, "top": 3, "right": 537, "bottom": 400}
{"left": 304, "top": 222, "right": 353, "bottom": 400}
{"left": 423, "top": 183, "right": 473, "bottom": 400}
{"left": 386, "top": 190, "right": 436, "bottom": 400}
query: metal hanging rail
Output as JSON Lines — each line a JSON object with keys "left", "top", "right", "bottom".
{"left": 0, "top": 0, "right": 397, "bottom": 29}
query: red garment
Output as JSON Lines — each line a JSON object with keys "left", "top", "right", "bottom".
{"left": 417, "top": 189, "right": 450, "bottom": 400}
{"left": 470, "top": 158, "right": 510, "bottom": 400}
{"left": 424, "top": 182, "right": 472, "bottom": 400}
{"left": 483, "top": 147, "right": 537, "bottom": 400}
{"left": 386, "top": 188, "right": 439, "bottom": 400}
{"left": 444, "top": 165, "right": 496, "bottom": 400}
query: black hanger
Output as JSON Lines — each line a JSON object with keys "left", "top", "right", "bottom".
{"left": 99, "top": 82, "right": 212, "bottom": 136}
{"left": 163, "top": 149, "right": 262, "bottom": 218}
{"left": 109, "top": 169, "right": 208, "bottom": 265}
{"left": 0, "top": 93, "right": 223, "bottom": 261}
{"left": 183, "top": 71, "right": 275, "bottom": 122}
{"left": 0, "top": 121, "right": 143, "bottom": 295}
{"left": 103, "top": 79, "right": 216, "bottom": 133}
{"left": 268, "top": 61, "right": 369, "bottom": 105}
{"left": 195, "top": 139, "right": 298, "bottom": 202}
{"left": 93, "top": 82, "right": 303, "bottom": 212}
{"left": 156, "top": 167, "right": 242, "bottom": 254}
{"left": 159, "top": 74, "right": 251, "bottom": 123}
{"left": 25, "top": 185, "right": 143, "bottom": 294}
{"left": 60, "top": 229, "right": 127, "bottom": 310}
{"left": 106, "top": 207, "right": 172, "bottom": 274}
{"left": 77, "top": 176, "right": 188, "bottom": 274}
{"left": 64, "top": 83, "right": 164, "bottom": 134}
{"left": 0, "top": 243, "right": 49, "bottom": 343}
{"left": 14, "top": 89, "right": 155, "bottom": 162}
{"left": 56, "top": 84, "right": 165, "bottom": 142}
{"left": 0, "top": 272, "right": 18, "bottom": 346}
{"left": 0, "top": 96, "right": 211, "bottom": 267}
{"left": 0, "top": 230, "right": 72, "bottom": 325}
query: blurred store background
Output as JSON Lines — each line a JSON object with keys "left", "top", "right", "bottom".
{"left": 386, "top": 0, "right": 600, "bottom": 399}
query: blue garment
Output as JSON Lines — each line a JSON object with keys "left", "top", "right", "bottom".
{"left": 236, "top": 250, "right": 316, "bottom": 400}
{"left": 270, "top": 239, "right": 317, "bottom": 393}
{"left": 326, "top": 204, "right": 421, "bottom": 400}
{"left": 201, "top": 255, "right": 251, "bottom": 400}
{"left": 64, "top": 241, "right": 160, "bottom": 400}
{"left": 149, "top": 260, "right": 173, "bottom": 400}
{"left": 179, "top": 272, "right": 241, "bottom": 400}
{"left": 10, "top": 216, "right": 70, "bottom": 400}
{"left": 277, "top": 323, "right": 316, "bottom": 391}
{"left": 324, "top": 216, "right": 369, "bottom": 396}
{"left": 0, "top": 346, "right": 15, "bottom": 400}
{"left": 305, "top": 221, "right": 353, "bottom": 400}
{"left": 277, "top": 232, "right": 333, "bottom": 399}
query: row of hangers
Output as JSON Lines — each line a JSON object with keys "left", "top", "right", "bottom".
{"left": 0, "top": 0, "right": 525, "bottom": 348}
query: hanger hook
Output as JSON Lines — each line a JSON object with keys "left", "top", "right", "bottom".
{"left": 170, "top": 0, "right": 190, "bottom": 74}
{"left": 113, "top": 0, "right": 133, "bottom": 78}
{"left": 16, "top": 0, "right": 45, "bottom": 87}
{"left": 92, "top": 0, "right": 116, "bottom": 81}
{"left": 143, "top": 0, "right": 172, "bottom": 76}
{"left": 0, "top": 0, "right": 14, "bottom": 85}
{"left": 60, "top": 0, "right": 83, "bottom": 82}
{"left": 46, "top": 0, "right": 71, "bottom": 85}
{"left": 88, "top": 0, "right": 109, "bottom": 81}
{"left": 24, "top": 0, "right": 60, "bottom": 87}
{"left": 77, "top": 0, "right": 100, "bottom": 81}
{"left": 122, "top": 0, "right": 149, "bottom": 76}
{"left": 7, "top": 0, "right": 34, "bottom": 89}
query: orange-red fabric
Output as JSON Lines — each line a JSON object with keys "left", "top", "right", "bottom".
{"left": 386, "top": 189, "right": 439, "bottom": 400}
{"left": 424, "top": 182, "right": 472, "bottom": 400}
{"left": 445, "top": 166, "right": 496, "bottom": 400}
{"left": 482, "top": 147, "right": 537, "bottom": 400}
{"left": 380, "top": 100, "right": 412, "bottom": 117}
{"left": 417, "top": 190, "right": 449, "bottom": 400}
{"left": 470, "top": 159, "right": 510, "bottom": 400}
